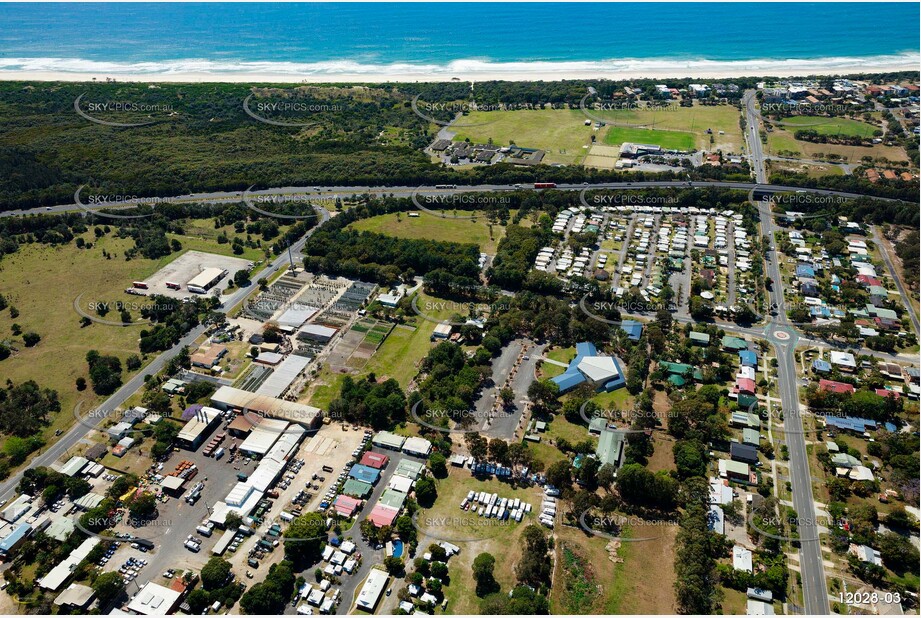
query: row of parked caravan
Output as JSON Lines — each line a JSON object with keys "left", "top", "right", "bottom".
{"left": 539, "top": 493, "right": 558, "bottom": 528}
{"left": 461, "top": 490, "right": 533, "bottom": 523}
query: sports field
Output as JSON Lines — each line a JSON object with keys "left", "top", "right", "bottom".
{"left": 602, "top": 126, "right": 696, "bottom": 151}
{"left": 593, "top": 103, "right": 744, "bottom": 151}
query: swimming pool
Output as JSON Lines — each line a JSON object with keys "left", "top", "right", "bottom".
{"left": 391, "top": 539, "right": 404, "bottom": 558}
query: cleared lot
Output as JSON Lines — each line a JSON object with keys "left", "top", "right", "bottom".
{"left": 139, "top": 250, "right": 252, "bottom": 298}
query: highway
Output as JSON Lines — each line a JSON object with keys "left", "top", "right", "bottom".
{"left": 0, "top": 206, "right": 330, "bottom": 505}
{"left": 755, "top": 187, "right": 829, "bottom": 615}
{"left": 743, "top": 89, "right": 769, "bottom": 184}
{"left": 0, "top": 179, "right": 912, "bottom": 220}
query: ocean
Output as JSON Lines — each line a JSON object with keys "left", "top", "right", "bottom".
{"left": 0, "top": 2, "right": 918, "bottom": 79}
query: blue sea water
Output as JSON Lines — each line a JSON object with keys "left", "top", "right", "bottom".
{"left": 0, "top": 2, "right": 917, "bottom": 78}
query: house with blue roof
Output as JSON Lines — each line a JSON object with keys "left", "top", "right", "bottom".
{"left": 0, "top": 523, "right": 32, "bottom": 557}
{"left": 826, "top": 416, "right": 878, "bottom": 434}
{"left": 550, "top": 342, "right": 626, "bottom": 394}
{"left": 738, "top": 350, "right": 758, "bottom": 367}
{"left": 810, "top": 305, "right": 831, "bottom": 318}
{"left": 796, "top": 264, "right": 815, "bottom": 278}
{"left": 620, "top": 320, "right": 643, "bottom": 342}
{"left": 348, "top": 464, "right": 381, "bottom": 485}
{"left": 812, "top": 359, "right": 831, "bottom": 374}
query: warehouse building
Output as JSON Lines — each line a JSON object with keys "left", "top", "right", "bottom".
{"left": 372, "top": 431, "right": 406, "bottom": 451}
{"left": 239, "top": 418, "right": 290, "bottom": 457}
{"left": 210, "top": 386, "right": 322, "bottom": 428}
{"left": 176, "top": 406, "right": 222, "bottom": 450}
{"left": 255, "top": 354, "right": 311, "bottom": 398}
{"left": 297, "top": 323, "right": 338, "bottom": 343}
{"left": 276, "top": 304, "right": 319, "bottom": 329}
{"left": 39, "top": 537, "right": 100, "bottom": 591}
{"left": 127, "top": 582, "right": 183, "bottom": 616}
{"left": 187, "top": 267, "right": 227, "bottom": 294}
{"left": 1, "top": 495, "right": 33, "bottom": 523}
{"left": 402, "top": 436, "right": 432, "bottom": 458}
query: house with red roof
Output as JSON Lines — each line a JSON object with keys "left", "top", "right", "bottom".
{"left": 820, "top": 379, "right": 855, "bottom": 394}
{"left": 360, "top": 452, "right": 389, "bottom": 469}
{"left": 735, "top": 378, "right": 756, "bottom": 396}
{"left": 367, "top": 504, "right": 399, "bottom": 528}
{"left": 856, "top": 274, "right": 882, "bottom": 287}
{"left": 334, "top": 495, "right": 362, "bottom": 518}
{"left": 875, "top": 388, "right": 900, "bottom": 400}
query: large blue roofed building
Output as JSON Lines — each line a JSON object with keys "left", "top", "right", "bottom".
{"left": 550, "top": 342, "right": 625, "bottom": 394}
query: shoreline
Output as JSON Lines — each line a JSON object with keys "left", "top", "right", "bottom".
{"left": 1, "top": 63, "right": 919, "bottom": 84}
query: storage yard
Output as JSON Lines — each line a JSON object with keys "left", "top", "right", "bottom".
{"left": 131, "top": 250, "right": 251, "bottom": 298}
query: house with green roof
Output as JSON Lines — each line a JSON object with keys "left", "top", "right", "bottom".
{"left": 721, "top": 335, "right": 748, "bottom": 351}
{"left": 378, "top": 488, "right": 407, "bottom": 511}
{"left": 588, "top": 417, "right": 608, "bottom": 434}
{"left": 342, "top": 479, "right": 373, "bottom": 499}
{"left": 689, "top": 331, "right": 711, "bottom": 346}
{"left": 832, "top": 453, "right": 861, "bottom": 468}
{"left": 742, "top": 428, "right": 761, "bottom": 447}
{"left": 394, "top": 459, "right": 425, "bottom": 480}
{"left": 596, "top": 429, "right": 625, "bottom": 467}
{"left": 659, "top": 361, "right": 704, "bottom": 383}
{"left": 737, "top": 393, "right": 759, "bottom": 411}
{"left": 730, "top": 411, "right": 761, "bottom": 430}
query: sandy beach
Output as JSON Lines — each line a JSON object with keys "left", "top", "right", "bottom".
{"left": 1, "top": 58, "right": 918, "bottom": 84}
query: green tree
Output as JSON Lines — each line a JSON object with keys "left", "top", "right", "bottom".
{"left": 284, "top": 512, "right": 326, "bottom": 564}
{"left": 186, "top": 589, "right": 211, "bottom": 614}
{"left": 414, "top": 477, "right": 437, "bottom": 507}
{"left": 92, "top": 571, "right": 125, "bottom": 606}
{"left": 128, "top": 492, "right": 158, "bottom": 520}
{"left": 472, "top": 552, "right": 498, "bottom": 597}
{"left": 545, "top": 460, "right": 571, "bottom": 491}
{"left": 201, "top": 557, "right": 233, "bottom": 591}
{"left": 428, "top": 452, "right": 447, "bottom": 478}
